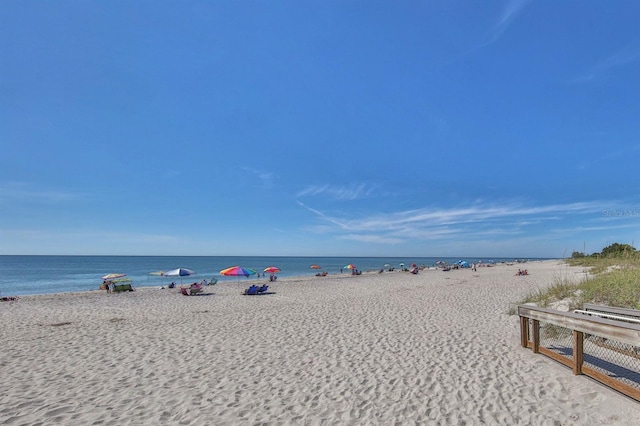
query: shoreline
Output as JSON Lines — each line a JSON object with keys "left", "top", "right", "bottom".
{"left": 0, "top": 255, "right": 559, "bottom": 298}
{"left": 6, "top": 258, "right": 561, "bottom": 299}
{"left": 3, "top": 259, "right": 638, "bottom": 425}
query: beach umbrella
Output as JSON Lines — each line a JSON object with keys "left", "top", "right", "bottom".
{"left": 164, "top": 268, "right": 196, "bottom": 284}
{"left": 310, "top": 264, "right": 322, "bottom": 269}
{"left": 220, "top": 265, "right": 257, "bottom": 280}
{"left": 165, "top": 268, "right": 196, "bottom": 277}
{"left": 263, "top": 266, "right": 280, "bottom": 273}
{"left": 102, "top": 273, "right": 126, "bottom": 280}
{"left": 343, "top": 264, "right": 356, "bottom": 270}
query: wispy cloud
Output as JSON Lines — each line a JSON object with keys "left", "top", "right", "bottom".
{"left": 338, "top": 234, "right": 405, "bottom": 245}
{"left": 575, "top": 41, "right": 640, "bottom": 83}
{"left": 446, "top": 0, "right": 533, "bottom": 62}
{"left": 298, "top": 200, "right": 606, "bottom": 245}
{"left": 242, "top": 167, "right": 275, "bottom": 187}
{"left": 0, "top": 227, "right": 179, "bottom": 252}
{"left": 490, "top": 0, "right": 533, "bottom": 43}
{"left": 576, "top": 144, "right": 640, "bottom": 170}
{"left": 1, "top": 227, "right": 177, "bottom": 243}
{"left": 476, "top": 0, "right": 533, "bottom": 48}
{"left": 297, "top": 183, "right": 375, "bottom": 200}
{"left": 326, "top": 202, "right": 601, "bottom": 233}
{"left": 0, "top": 182, "right": 80, "bottom": 203}
{"left": 296, "top": 201, "right": 349, "bottom": 229}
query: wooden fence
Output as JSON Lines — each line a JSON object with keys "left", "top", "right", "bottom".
{"left": 518, "top": 304, "right": 640, "bottom": 401}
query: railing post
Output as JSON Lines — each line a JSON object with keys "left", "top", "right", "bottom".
{"left": 520, "top": 316, "right": 529, "bottom": 347}
{"left": 573, "top": 330, "right": 584, "bottom": 375}
{"left": 532, "top": 320, "right": 540, "bottom": 353}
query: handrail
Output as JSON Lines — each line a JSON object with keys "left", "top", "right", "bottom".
{"left": 518, "top": 305, "right": 640, "bottom": 347}
{"left": 518, "top": 304, "right": 640, "bottom": 402}
{"left": 573, "top": 309, "right": 640, "bottom": 325}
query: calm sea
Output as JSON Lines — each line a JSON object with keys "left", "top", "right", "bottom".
{"left": 0, "top": 255, "right": 546, "bottom": 297}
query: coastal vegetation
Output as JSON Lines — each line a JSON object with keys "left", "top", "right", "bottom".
{"left": 516, "top": 243, "right": 640, "bottom": 311}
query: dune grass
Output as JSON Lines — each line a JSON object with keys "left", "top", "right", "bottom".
{"left": 514, "top": 256, "right": 640, "bottom": 312}
{"left": 577, "top": 267, "right": 640, "bottom": 309}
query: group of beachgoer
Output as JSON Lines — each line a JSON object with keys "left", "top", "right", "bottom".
{"left": 101, "top": 280, "right": 114, "bottom": 293}
{"left": 515, "top": 269, "right": 529, "bottom": 276}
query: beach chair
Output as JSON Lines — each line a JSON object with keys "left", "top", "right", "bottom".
{"left": 257, "top": 285, "right": 268, "bottom": 294}
{"left": 180, "top": 284, "right": 203, "bottom": 296}
{"left": 243, "top": 285, "right": 258, "bottom": 295}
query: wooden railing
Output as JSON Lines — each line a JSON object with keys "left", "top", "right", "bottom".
{"left": 518, "top": 304, "right": 640, "bottom": 401}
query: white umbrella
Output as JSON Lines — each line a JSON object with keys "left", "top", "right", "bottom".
{"left": 164, "top": 268, "right": 196, "bottom": 284}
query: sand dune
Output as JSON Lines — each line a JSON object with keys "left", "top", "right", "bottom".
{"left": 1, "top": 260, "right": 639, "bottom": 425}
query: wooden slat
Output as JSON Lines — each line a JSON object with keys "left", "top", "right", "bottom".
{"left": 582, "top": 366, "right": 640, "bottom": 402}
{"left": 538, "top": 346, "right": 573, "bottom": 369}
{"left": 518, "top": 305, "right": 640, "bottom": 346}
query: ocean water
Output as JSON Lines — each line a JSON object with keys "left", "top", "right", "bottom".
{"left": 0, "top": 255, "right": 545, "bottom": 297}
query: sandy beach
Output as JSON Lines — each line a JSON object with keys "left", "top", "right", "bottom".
{"left": 1, "top": 260, "right": 639, "bottom": 425}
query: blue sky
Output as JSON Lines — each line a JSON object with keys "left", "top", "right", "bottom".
{"left": 1, "top": 1, "right": 639, "bottom": 258}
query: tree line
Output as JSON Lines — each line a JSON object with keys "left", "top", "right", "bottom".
{"left": 571, "top": 243, "right": 637, "bottom": 258}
